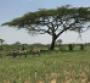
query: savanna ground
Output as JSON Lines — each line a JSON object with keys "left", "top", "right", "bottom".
{"left": 0, "top": 45, "right": 90, "bottom": 83}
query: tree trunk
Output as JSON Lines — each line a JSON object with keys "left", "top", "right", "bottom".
{"left": 50, "top": 36, "right": 57, "bottom": 50}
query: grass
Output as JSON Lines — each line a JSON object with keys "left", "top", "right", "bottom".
{"left": 0, "top": 48, "right": 90, "bottom": 83}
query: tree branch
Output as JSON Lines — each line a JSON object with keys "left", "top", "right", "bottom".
{"left": 56, "top": 22, "right": 76, "bottom": 38}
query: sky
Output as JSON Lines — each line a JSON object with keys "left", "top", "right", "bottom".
{"left": 0, "top": 0, "right": 90, "bottom": 44}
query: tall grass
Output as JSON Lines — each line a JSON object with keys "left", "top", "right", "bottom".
{"left": 0, "top": 48, "right": 90, "bottom": 83}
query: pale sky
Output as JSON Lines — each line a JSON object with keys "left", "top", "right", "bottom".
{"left": 0, "top": 0, "right": 90, "bottom": 44}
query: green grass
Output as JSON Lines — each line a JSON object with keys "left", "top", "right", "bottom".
{"left": 0, "top": 48, "right": 90, "bottom": 83}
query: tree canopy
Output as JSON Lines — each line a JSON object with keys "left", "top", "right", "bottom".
{"left": 2, "top": 6, "right": 90, "bottom": 50}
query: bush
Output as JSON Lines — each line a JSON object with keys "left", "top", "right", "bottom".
{"left": 68, "top": 44, "right": 74, "bottom": 51}
{"left": 80, "top": 44, "right": 84, "bottom": 50}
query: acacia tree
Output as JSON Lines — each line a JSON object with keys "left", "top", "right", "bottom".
{"left": 2, "top": 6, "right": 90, "bottom": 50}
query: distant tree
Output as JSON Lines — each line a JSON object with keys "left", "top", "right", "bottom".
{"left": 68, "top": 44, "right": 74, "bottom": 51}
{"left": 56, "top": 39, "right": 62, "bottom": 46}
{"left": 0, "top": 39, "right": 5, "bottom": 50}
{"left": 14, "top": 41, "right": 21, "bottom": 45}
{"left": 14, "top": 41, "right": 21, "bottom": 50}
{"left": 80, "top": 44, "right": 84, "bottom": 50}
{"left": 0, "top": 39, "right": 4, "bottom": 45}
{"left": 22, "top": 44, "right": 27, "bottom": 50}
{"left": 2, "top": 6, "right": 90, "bottom": 50}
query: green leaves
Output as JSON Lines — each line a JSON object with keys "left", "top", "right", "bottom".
{"left": 2, "top": 6, "right": 90, "bottom": 27}
{"left": 1, "top": 6, "right": 90, "bottom": 36}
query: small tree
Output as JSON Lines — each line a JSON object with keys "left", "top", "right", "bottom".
{"left": 2, "top": 6, "right": 90, "bottom": 50}
{"left": 68, "top": 44, "right": 74, "bottom": 51}
{"left": 80, "top": 44, "right": 84, "bottom": 50}
{"left": 56, "top": 39, "right": 64, "bottom": 50}
{"left": 0, "top": 39, "right": 4, "bottom": 45}
{"left": 14, "top": 41, "right": 21, "bottom": 45}
{"left": 0, "top": 39, "right": 5, "bottom": 50}
{"left": 14, "top": 41, "right": 21, "bottom": 50}
{"left": 56, "top": 39, "right": 62, "bottom": 47}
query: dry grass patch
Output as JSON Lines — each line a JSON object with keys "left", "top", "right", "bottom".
{"left": 24, "top": 80, "right": 30, "bottom": 83}
{"left": 50, "top": 78, "right": 57, "bottom": 83}
{"left": 37, "top": 80, "right": 44, "bottom": 83}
